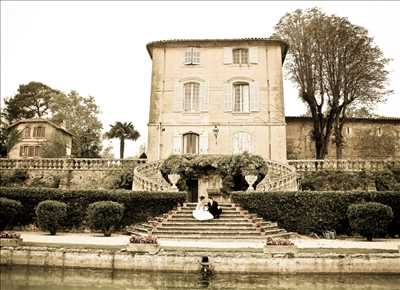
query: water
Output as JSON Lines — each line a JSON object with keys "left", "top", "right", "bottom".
{"left": 1, "top": 266, "right": 400, "bottom": 290}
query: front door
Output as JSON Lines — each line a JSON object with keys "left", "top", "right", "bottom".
{"left": 186, "top": 179, "right": 198, "bottom": 202}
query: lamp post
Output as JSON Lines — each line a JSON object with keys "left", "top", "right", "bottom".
{"left": 212, "top": 125, "right": 219, "bottom": 145}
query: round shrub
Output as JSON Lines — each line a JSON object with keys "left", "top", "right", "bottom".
{"left": 347, "top": 202, "right": 393, "bottom": 241}
{"left": 87, "top": 201, "right": 125, "bottom": 237}
{"left": 0, "top": 197, "right": 22, "bottom": 230}
{"left": 35, "top": 200, "right": 67, "bottom": 235}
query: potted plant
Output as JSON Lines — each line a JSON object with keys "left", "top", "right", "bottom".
{"left": 264, "top": 237, "right": 297, "bottom": 254}
{"left": 0, "top": 231, "right": 22, "bottom": 247}
{"left": 128, "top": 234, "right": 159, "bottom": 254}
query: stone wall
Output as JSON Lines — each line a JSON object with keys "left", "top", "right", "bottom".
{"left": 0, "top": 158, "right": 146, "bottom": 190}
{"left": 286, "top": 116, "right": 400, "bottom": 160}
{"left": 1, "top": 246, "right": 399, "bottom": 273}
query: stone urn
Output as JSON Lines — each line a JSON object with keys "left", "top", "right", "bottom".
{"left": 168, "top": 174, "right": 180, "bottom": 192}
{"left": 245, "top": 175, "right": 258, "bottom": 191}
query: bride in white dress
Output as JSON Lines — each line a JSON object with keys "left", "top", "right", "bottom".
{"left": 193, "top": 196, "right": 214, "bottom": 221}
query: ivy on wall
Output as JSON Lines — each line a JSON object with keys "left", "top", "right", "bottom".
{"left": 160, "top": 152, "right": 268, "bottom": 193}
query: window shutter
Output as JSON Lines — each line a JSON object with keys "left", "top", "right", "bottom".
{"left": 243, "top": 85, "right": 250, "bottom": 113}
{"left": 174, "top": 82, "right": 183, "bottom": 112}
{"left": 249, "top": 47, "right": 258, "bottom": 64}
{"left": 172, "top": 134, "right": 182, "bottom": 154}
{"left": 223, "top": 47, "right": 232, "bottom": 64}
{"left": 193, "top": 48, "right": 200, "bottom": 64}
{"left": 200, "top": 81, "right": 208, "bottom": 112}
{"left": 199, "top": 133, "right": 208, "bottom": 154}
{"left": 233, "top": 133, "right": 239, "bottom": 154}
{"left": 224, "top": 82, "right": 232, "bottom": 112}
{"left": 246, "top": 133, "right": 252, "bottom": 153}
{"left": 184, "top": 48, "right": 192, "bottom": 64}
{"left": 250, "top": 81, "right": 259, "bottom": 112}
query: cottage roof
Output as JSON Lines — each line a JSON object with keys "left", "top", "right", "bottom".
{"left": 7, "top": 118, "right": 74, "bottom": 136}
{"left": 146, "top": 37, "right": 289, "bottom": 62}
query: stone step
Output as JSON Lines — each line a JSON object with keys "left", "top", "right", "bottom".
{"left": 173, "top": 213, "right": 243, "bottom": 218}
{"left": 184, "top": 203, "right": 234, "bottom": 207}
{"left": 154, "top": 234, "right": 266, "bottom": 240}
{"left": 161, "top": 220, "right": 255, "bottom": 226}
{"left": 179, "top": 208, "right": 238, "bottom": 213}
{"left": 262, "top": 229, "right": 286, "bottom": 235}
{"left": 155, "top": 225, "right": 258, "bottom": 231}
{"left": 170, "top": 218, "right": 250, "bottom": 223}
{"left": 153, "top": 229, "right": 261, "bottom": 235}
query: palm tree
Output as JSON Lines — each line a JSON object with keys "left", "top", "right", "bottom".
{"left": 104, "top": 122, "right": 140, "bottom": 159}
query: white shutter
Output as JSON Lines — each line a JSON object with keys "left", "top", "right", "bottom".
{"left": 233, "top": 133, "right": 239, "bottom": 154}
{"left": 184, "top": 48, "right": 192, "bottom": 64}
{"left": 193, "top": 48, "right": 200, "bottom": 64}
{"left": 224, "top": 82, "right": 232, "bottom": 112}
{"left": 250, "top": 81, "right": 259, "bottom": 112}
{"left": 246, "top": 133, "right": 252, "bottom": 153}
{"left": 172, "top": 134, "right": 182, "bottom": 154}
{"left": 199, "top": 133, "right": 209, "bottom": 154}
{"left": 174, "top": 82, "right": 183, "bottom": 112}
{"left": 200, "top": 81, "right": 208, "bottom": 112}
{"left": 223, "top": 47, "right": 232, "bottom": 64}
{"left": 249, "top": 47, "right": 258, "bottom": 64}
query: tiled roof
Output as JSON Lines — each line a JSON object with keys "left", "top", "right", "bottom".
{"left": 286, "top": 116, "right": 400, "bottom": 122}
{"left": 146, "top": 37, "right": 288, "bottom": 60}
{"left": 7, "top": 118, "right": 74, "bottom": 136}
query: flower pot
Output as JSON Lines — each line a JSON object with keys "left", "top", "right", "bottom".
{"left": 127, "top": 243, "right": 160, "bottom": 254}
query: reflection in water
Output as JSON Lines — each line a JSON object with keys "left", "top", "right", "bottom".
{"left": 1, "top": 266, "right": 400, "bottom": 290}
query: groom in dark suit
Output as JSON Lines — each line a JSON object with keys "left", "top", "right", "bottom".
{"left": 207, "top": 197, "right": 222, "bottom": 219}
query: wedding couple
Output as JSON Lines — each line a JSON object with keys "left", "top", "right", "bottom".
{"left": 192, "top": 196, "right": 222, "bottom": 221}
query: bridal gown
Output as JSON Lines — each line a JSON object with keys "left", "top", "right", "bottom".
{"left": 192, "top": 202, "right": 214, "bottom": 221}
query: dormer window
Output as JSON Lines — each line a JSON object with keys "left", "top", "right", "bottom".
{"left": 233, "top": 48, "right": 248, "bottom": 64}
{"left": 23, "top": 127, "right": 31, "bottom": 138}
{"left": 184, "top": 47, "right": 200, "bottom": 65}
{"left": 33, "top": 126, "right": 45, "bottom": 138}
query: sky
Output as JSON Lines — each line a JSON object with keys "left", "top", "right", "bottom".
{"left": 1, "top": 1, "right": 399, "bottom": 158}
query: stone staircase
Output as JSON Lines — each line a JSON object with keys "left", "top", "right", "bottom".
{"left": 129, "top": 202, "right": 292, "bottom": 241}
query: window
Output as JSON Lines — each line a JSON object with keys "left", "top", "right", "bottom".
{"left": 184, "top": 47, "right": 200, "bottom": 65}
{"left": 33, "top": 126, "right": 45, "bottom": 138}
{"left": 19, "top": 145, "right": 40, "bottom": 157}
{"left": 377, "top": 127, "right": 383, "bottom": 136}
{"left": 346, "top": 127, "right": 352, "bottom": 136}
{"left": 233, "top": 132, "right": 251, "bottom": 154}
{"left": 232, "top": 48, "right": 248, "bottom": 64}
{"left": 233, "top": 82, "right": 250, "bottom": 113}
{"left": 23, "top": 127, "right": 31, "bottom": 138}
{"left": 183, "top": 133, "right": 199, "bottom": 154}
{"left": 184, "top": 82, "right": 200, "bottom": 112}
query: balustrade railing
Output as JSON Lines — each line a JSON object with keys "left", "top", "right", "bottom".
{"left": 256, "top": 160, "right": 298, "bottom": 192}
{"left": 132, "top": 160, "right": 171, "bottom": 192}
{"left": 0, "top": 158, "right": 146, "bottom": 170}
{"left": 288, "top": 159, "right": 400, "bottom": 172}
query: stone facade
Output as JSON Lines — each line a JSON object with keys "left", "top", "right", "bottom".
{"left": 7, "top": 118, "right": 73, "bottom": 159}
{"left": 146, "top": 38, "right": 288, "bottom": 163}
{"left": 286, "top": 116, "right": 400, "bottom": 160}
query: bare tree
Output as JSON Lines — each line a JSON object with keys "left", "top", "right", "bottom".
{"left": 275, "top": 8, "right": 391, "bottom": 159}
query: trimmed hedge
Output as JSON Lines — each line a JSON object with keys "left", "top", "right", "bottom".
{"left": 0, "top": 197, "right": 22, "bottom": 230}
{"left": 36, "top": 200, "right": 67, "bottom": 235}
{"left": 87, "top": 201, "right": 125, "bottom": 236}
{"left": 231, "top": 191, "right": 400, "bottom": 236}
{"left": 0, "top": 187, "right": 186, "bottom": 229}
{"left": 347, "top": 202, "right": 393, "bottom": 241}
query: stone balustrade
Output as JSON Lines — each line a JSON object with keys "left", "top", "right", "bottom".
{"left": 288, "top": 159, "right": 400, "bottom": 172}
{"left": 0, "top": 158, "right": 146, "bottom": 171}
{"left": 256, "top": 160, "right": 298, "bottom": 192}
{"left": 133, "top": 160, "right": 171, "bottom": 191}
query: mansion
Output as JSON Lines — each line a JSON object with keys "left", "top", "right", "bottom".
{"left": 146, "top": 38, "right": 288, "bottom": 162}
